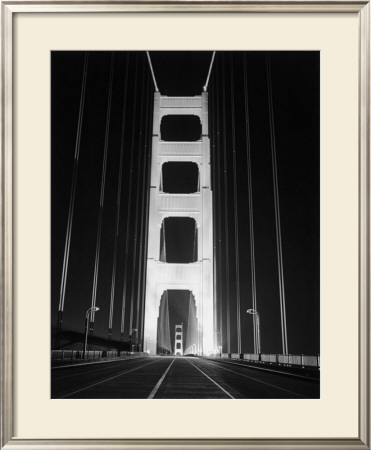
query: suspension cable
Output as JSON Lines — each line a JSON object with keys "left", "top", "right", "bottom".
{"left": 140, "top": 87, "right": 154, "bottom": 347}
{"left": 146, "top": 51, "right": 159, "bottom": 92}
{"left": 129, "top": 56, "right": 146, "bottom": 338}
{"left": 203, "top": 51, "right": 216, "bottom": 92}
{"left": 266, "top": 53, "right": 288, "bottom": 355}
{"left": 121, "top": 53, "right": 139, "bottom": 339}
{"left": 222, "top": 53, "right": 231, "bottom": 354}
{"left": 215, "top": 56, "right": 223, "bottom": 353}
{"left": 230, "top": 53, "right": 242, "bottom": 355}
{"left": 209, "top": 62, "right": 218, "bottom": 352}
{"left": 57, "top": 52, "right": 89, "bottom": 338}
{"left": 136, "top": 73, "right": 151, "bottom": 347}
{"left": 108, "top": 54, "right": 129, "bottom": 339}
{"left": 89, "top": 53, "right": 115, "bottom": 331}
{"left": 243, "top": 53, "right": 259, "bottom": 354}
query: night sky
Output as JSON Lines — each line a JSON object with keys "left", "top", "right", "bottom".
{"left": 51, "top": 51, "right": 319, "bottom": 355}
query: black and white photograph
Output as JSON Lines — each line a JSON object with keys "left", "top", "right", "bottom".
{"left": 51, "top": 51, "right": 320, "bottom": 399}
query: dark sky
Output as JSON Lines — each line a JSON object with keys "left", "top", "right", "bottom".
{"left": 51, "top": 51, "right": 319, "bottom": 355}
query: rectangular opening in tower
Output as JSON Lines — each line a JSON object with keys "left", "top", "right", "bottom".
{"left": 160, "top": 115, "right": 201, "bottom": 141}
{"left": 157, "top": 290, "right": 198, "bottom": 355}
{"left": 161, "top": 161, "right": 199, "bottom": 194}
{"left": 159, "top": 217, "right": 198, "bottom": 263}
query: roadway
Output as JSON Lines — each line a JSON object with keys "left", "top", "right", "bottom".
{"left": 52, "top": 356, "right": 319, "bottom": 399}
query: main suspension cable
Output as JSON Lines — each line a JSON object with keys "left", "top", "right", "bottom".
{"left": 146, "top": 51, "right": 159, "bottom": 92}
{"left": 203, "top": 51, "right": 216, "bottom": 92}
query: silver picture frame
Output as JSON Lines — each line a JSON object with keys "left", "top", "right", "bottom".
{"left": 1, "top": 2, "right": 369, "bottom": 448}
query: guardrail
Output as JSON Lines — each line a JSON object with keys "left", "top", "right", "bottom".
{"left": 219, "top": 352, "right": 320, "bottom": 368}
{"left": 51, "top": 350, "right": 142, "bottom": 362}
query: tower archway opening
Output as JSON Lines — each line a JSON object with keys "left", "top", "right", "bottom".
{"left": 161, "top": 161, "right": 200, "bottom": 194}
{"left": 159, "top": 217, "right": 198, "bottom": 263}
{"left": 160, "top": 115, "right": 201, "bottom": 141}
{"left": 157, "top": 290, "right": 198, "bottom": 355}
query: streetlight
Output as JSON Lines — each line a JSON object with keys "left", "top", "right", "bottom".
{"left": 246, "top": 309, "right": 261, "bottom": 354}
{"left": 129, "top": 328, "right": 138, "bottom": 353}
{"left": 83, "top": 306, "right": 100, "bottom": 359}
{"left": 215, "top": 330, "right": 222, "bottom": 357}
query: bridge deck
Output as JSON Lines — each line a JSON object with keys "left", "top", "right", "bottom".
{"left": 51, "top": 356, "right": 319, "bottom": 399}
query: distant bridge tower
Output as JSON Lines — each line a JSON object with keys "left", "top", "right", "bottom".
{"left": 174, "top": 324, "right": 184, "bottom": 356}
{"left": 143, "top": 92, "right": 214, "bottom": 356}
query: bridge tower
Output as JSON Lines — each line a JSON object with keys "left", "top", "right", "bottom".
{"left": 143, "top": 92, "right": 214, "bottom": 356}
{"left": 174, "top": 324, "right": 184, "bottom": 356}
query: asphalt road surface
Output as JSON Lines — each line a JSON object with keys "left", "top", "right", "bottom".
{"left": 51, "top": 356, "right": 319, "bottom": 399}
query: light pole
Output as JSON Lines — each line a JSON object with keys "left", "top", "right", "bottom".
{"left": 215, "top": 330, "right": 222, "bottom": 357}
{"left": 246, "top": 309, "right": 261, "bottom": 354}
{"left": 83, "top": 306, "right": 100, "bottom": 359}
{"left": 129, "top": 328, "right": 137, "bottom": 353}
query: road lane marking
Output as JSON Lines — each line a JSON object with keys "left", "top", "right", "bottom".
{"left": 58, "top": 359, "right": 161, "bottom": 399}
{"left": 186, "top": 358, "right": 235, "bottom": 399}
{"left": 53, "top": 358, "right": 144, "bottom": 381}
{"left": 200, "top": 359, "right": 306, "bottom": 398}
{"left": 52, "top": 356, "right": 146, "bottom": 371}
{"left": 147, "top": 358, "right": 176, "bottom": 399}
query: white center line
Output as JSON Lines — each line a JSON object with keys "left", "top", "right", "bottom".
{"left": 147, "top": 358, "right": 176, "bottom": 399}
{"left": 186, "top": 358, "right": 235, "bottom": 399}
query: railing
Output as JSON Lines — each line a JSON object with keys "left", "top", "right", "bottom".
{"left": 51, "top": 350, "right": 141, "bottom": 362}
{"left": 217, "top": 352, "right": 320, "bottom": 368}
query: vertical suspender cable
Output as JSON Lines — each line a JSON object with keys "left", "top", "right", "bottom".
{"left": 90, "top": 53, "right": 115, "bottom": 331}
{"left": 136, "top": 73, "right": 151, "bottom": 346}
{"left": 230, "top": 53, "right": 242, "bottom": 355}
{"left": 108, "top": 54, "right": 129, "bottom": 340}
{"left": 215, "top": 56, "right": 223, "bottom": 353}
{"left": 129, "top": 57, "right": 146, "bottom": 338}
{"left": 57, "top": 52, "right": 89, "bottom": 342}
{"left": 222, "top": 53, "right": 231, "bottom": 354}
{"left": 210, "top": 61, "right": 218, "bottom": 352}
{"left": 121, "top": 53, "right": 139, "bottom": 340}
{"left": 243, "top": 53, "right": 259, "bottom": 354}
{"left": 140, "top": 88, "right": 154, "bottom": 347}
{"left": 266, "top": 53, "right": 288, "bottom": 355}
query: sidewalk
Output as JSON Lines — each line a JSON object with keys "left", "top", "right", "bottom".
{"left": 210, "top": 357, "right": 320, "bottom": 380}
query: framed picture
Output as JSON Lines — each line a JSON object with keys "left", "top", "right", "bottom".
{"left": 1, "top": 2, "right": 369, "bottom": 448}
